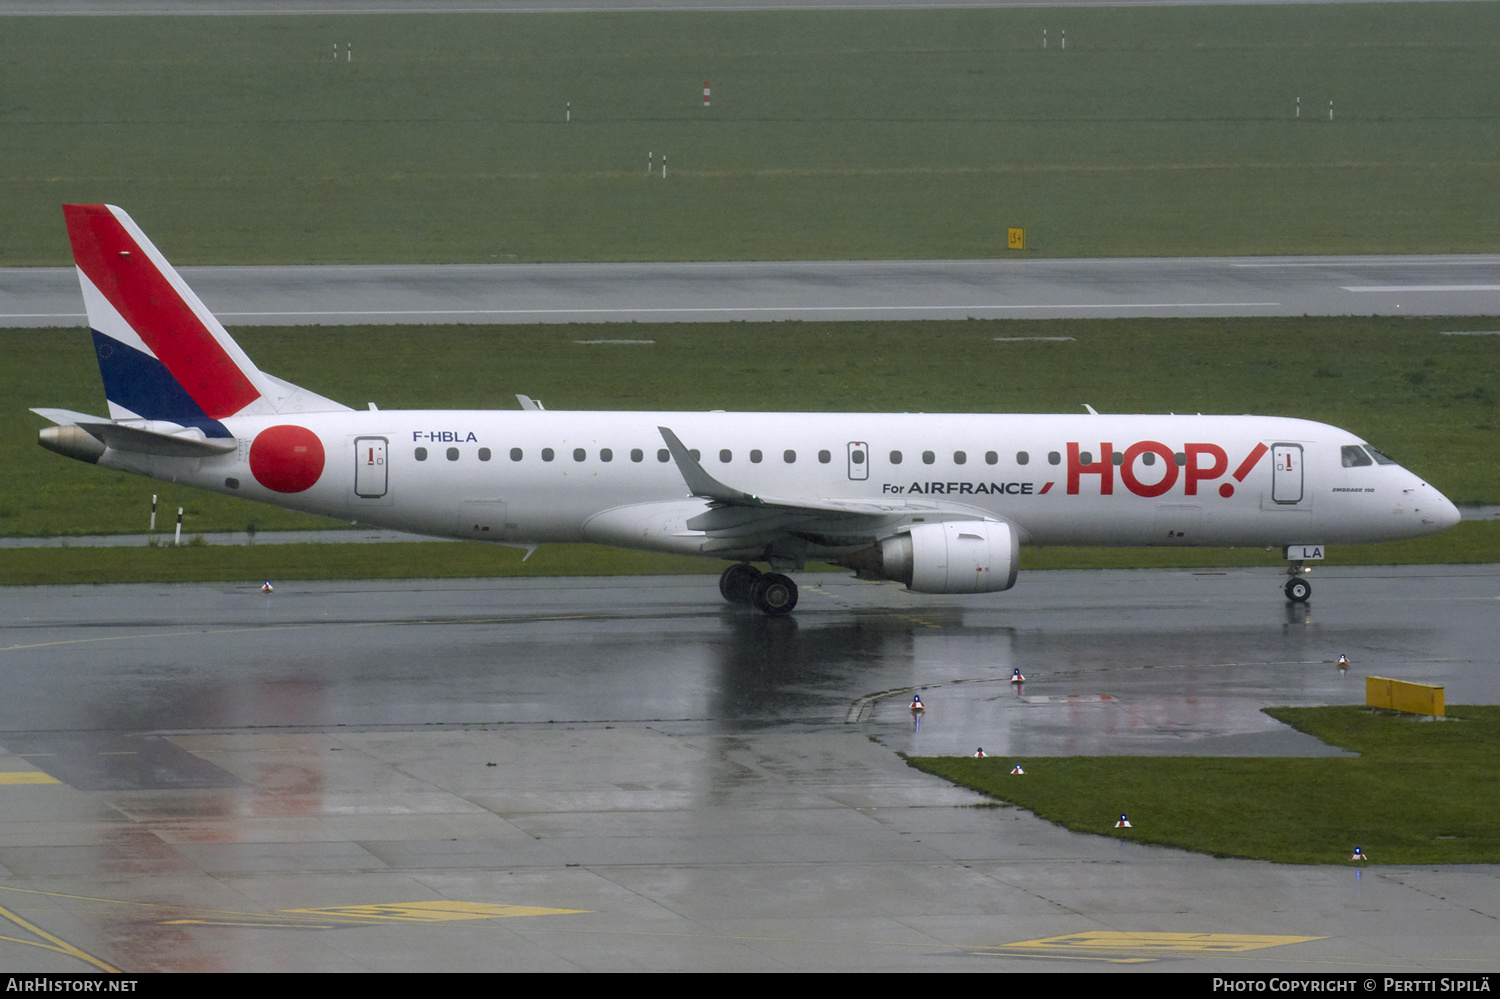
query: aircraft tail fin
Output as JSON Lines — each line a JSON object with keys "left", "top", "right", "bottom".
{"left": 62, "top": 204, "right": 348, "bottom": 434}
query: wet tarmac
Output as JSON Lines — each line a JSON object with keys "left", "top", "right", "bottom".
{"left": 0, "top": 565, "right": 1496, "bottom": 971}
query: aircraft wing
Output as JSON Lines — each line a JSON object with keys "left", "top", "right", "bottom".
{"left": 657, "top": 426, "right": 997, "bottom": 555}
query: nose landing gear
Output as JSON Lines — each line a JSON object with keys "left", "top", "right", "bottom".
{"left": 1284, "top": 561, "right": 1311, "bottom": 603}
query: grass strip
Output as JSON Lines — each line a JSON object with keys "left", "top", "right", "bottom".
{"left": 2, "top": 5, "right": 1499, "bottom": 263}
{"left": 0, "top": 542, "right": 712, "bottom": 587}
{"left": 908, "top": 705, "right": 1500, "bottom": 865}
{"left": 0, "top": 520, "right": 1492, "bottom": 586}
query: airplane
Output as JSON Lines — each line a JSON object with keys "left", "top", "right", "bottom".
{"left": 34, "top": 204, "right": 1462, "bottom": 615}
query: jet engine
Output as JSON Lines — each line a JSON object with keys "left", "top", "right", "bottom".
{"left": 842, "top": 520, "right": 1019, "bottom": 594}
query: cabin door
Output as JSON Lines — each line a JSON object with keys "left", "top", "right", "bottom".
{"left": 1272, "top": 444, "right": 1304, "bottom": 505}
{"left": 355, "top": 437, "right": 388, "bottom": 498}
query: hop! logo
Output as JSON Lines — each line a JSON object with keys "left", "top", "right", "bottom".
{"left": 1066, "top": 441, "right": 1269, "bottom": 499}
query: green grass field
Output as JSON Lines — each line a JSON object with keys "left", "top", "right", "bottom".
{"left": 3, "top": 4, "right": 1499, "bottom": 263}
{"left": 0, "top": 521, "right": 1493, "bottom": 587}
{"left": 8, "top": 315, "right": 1497, "bottom": 545}
{"left": 909, "top": 705, "right": 1500, "bottom": 865}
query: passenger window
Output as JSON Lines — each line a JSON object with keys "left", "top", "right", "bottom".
{"left": 720, "top": 449, "right": 732, "bottom": 463}
{"left": 1048, "top": 451, "right": 1061, "bottom": 466}
{"left": 1342, "top": 445, "right": 1373, "bottom": 467}
{"left": 510, "top": 447, "right": 522, "bottom": 461}
{"left": 690, "top": 449, "right": 700, "bottom": 461}
{"left": 631, "top": 448, "right": 643, "bottom": 462}
{"left": 478, "top": 448, "right": 491, "bottom": 461}
{"left": 985, "top": 451, "right": 997, "bottom": 465}
{"left": 573, "top": 448, "right": 586, "bottom": 462}
{"left": 784, "top": 450, "right": 796, "bottom": 463}
{"left": 1140, "top": 452, "right": 1156, "bottom": 466}
{"left": 1016, "top": 451, "right": 1029, "bottom": 465}
{"left": 446, "top": 447, "right": 459, "bottom": 461}
{"left": 600, "top": 448, "right": 613, "bottom": 462}
{"left": 542, "top": 448, "right": 555, "bottom": 462}
{"left": 1112, "top": 452, "right": 1124, "bottom": 465}
{"left": 818, "top": 450, "right": 831, "bottom": 463}
{"left": 890, "top": 450, "right": 902, "bottom": 465}
{"left": 750, "top": 449, "right": 763, "bottom": 463}
{"left": 415, "top": 447, "right": 428, "bottom": 461}
{"left": 922, "top": 451, "right": 935, "bottom": 465}
{"left": 954, "top": 450, "right": 966, "bottom": 465}
{"left": 658, "top": 449, "right": 670, "bottom": 462}
{"left": 1173, "top": 452, "right": 1186, "bottom": 466}
{"left": 1080, "top": 451, "right": 1093, "bottom": 465}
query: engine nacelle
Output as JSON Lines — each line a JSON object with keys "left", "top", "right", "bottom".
{"left": 876, "top": 520, "right": 1020, "bottom": 594}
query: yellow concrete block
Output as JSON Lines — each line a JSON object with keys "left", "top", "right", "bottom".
{"left": 1366, "top": 675, "right": 1445, "bottom": 716}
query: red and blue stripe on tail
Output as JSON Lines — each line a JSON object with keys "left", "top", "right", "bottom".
{"left": 63, "top": 204, "right": 268, "bottom": 437}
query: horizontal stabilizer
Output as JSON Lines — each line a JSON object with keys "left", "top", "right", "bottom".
{"left": 76, "top": 421, "right": 238, "bottom": 457}
{"left": 30, "top": 407, "right": 111, "bottom": 426}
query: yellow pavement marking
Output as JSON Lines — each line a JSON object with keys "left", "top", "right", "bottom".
{"left": 0, "top": 885, "right": 580, "bottom": 929}
{"left": 803, "top": 585, "right": 941, "bottom": 629}
{"left": 0, "top": 772, "right": 60, "bottom": 784}
{"left": 159, "top": 919, "right": 341, "bottom": 929}
{"left": 984, "top": 931, "right": 1325, "bottom": 962}
{"left": 0, "top": 904, "right": 118, "bottom": 973}
{"left": 283, "top": 901, "right": 589, "bottom": 922}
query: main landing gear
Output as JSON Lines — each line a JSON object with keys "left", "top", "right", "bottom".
{"left": 719, "top": 563, "right": 799, "bottom": 616}
{"left": 1284, "top": 561, "right": 1312, "bottom": 603}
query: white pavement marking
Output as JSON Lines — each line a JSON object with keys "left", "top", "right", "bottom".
{"left": 1232, "top": 260, "right": 1500, "bottom": 268}
{"left": 211, "top": 301, "right": 1280, "bottom": 318}
{"left": 1343, "top": 285, "right": 1500, "bottom": 293}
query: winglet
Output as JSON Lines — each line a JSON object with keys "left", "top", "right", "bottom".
{"left": 657, "top": 427, "right": 760, "bottom": 504}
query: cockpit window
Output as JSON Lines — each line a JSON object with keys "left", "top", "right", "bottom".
{"left": 1363, "top": 445, "right": 1398, "bottom": 466}
{"left": 1341, "top": 445, "right": 1372, "bottom": 468}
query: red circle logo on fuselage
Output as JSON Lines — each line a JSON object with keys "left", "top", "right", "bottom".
{"left": 249, "top": 425, "right": 325, "bottom": 493}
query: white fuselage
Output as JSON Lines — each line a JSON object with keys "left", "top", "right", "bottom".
{"left": 94, "top": 410, "right": 1461, "bottom": 559}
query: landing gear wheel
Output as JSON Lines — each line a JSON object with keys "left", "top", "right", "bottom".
{"left": 751, "top": 572, "right": 799, "bottom": 616}
{"left": 1284, "top": 578, "right": 1311, "bottom": 603}
{"left": 719, "top": 563, "right": 762, "bottom": 604}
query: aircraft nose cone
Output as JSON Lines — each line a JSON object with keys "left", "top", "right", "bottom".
{"left": 1425, "top": 487, "right": 1462, "bottom": 531}
{"left": 1438, "top": 494, "right": 1462, "bottom": 530}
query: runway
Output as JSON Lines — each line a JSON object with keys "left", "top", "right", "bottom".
{"left": 6, "top": 255, "right": 1500, "bottom": 328}
{"left": 1, "top": 565, "right": 1496, "bottom": 972}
